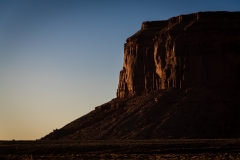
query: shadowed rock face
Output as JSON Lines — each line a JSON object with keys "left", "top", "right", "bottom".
{"left": 42, "top": 87, "right": 240, "bottom": 140}
{"left": 42, "top": 12, "right": 240, "bottom": 140}
{"left": 117, "top": 11, "right": 240, "bottom": 98}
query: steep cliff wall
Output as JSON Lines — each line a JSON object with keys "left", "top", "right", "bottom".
{"left": 42, "top": 12, "right": 240, "bottom": 140}
{"left": 117, "top": 11, "right": 240, "bottom": 98}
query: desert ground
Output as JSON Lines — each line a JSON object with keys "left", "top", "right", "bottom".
{"left": 1, "top": 139, "right": 240, "bottom": 159}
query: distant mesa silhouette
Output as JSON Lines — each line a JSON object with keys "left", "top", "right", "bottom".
{"left": 42, "top": 11, "right": 240, "bottom": 140}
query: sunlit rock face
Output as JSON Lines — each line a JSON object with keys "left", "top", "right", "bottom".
{"left": 42, "top": 12, "right": 240, "bottom": 140}
{"left": 117, "top": 11, "right": 240, "bottom": 98}
{"left": 117, "top": 21, "right": 168, "bottom": 98}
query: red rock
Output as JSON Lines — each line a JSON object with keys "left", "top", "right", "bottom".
{"left": 41, "top": 12, "right": 240, "bottom": 140}
{"left": 117, "top": 11, "right": 240, "bottom": 98}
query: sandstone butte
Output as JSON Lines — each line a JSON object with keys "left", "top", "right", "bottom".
{"left": 42, "top": 11, "right": 240, "bottom": 140}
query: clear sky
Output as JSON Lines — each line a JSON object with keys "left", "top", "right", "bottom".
{"left": 0, "top": 0, "right": 239, "bottom": 140}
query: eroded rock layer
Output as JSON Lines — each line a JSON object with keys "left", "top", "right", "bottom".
{"left": 42, "top": 12, "right": 240, "bottom": 140}
{"left": 42, "top": 87, "right": 240, "bottom": 140}
{"left": 117, "top": 11, "right": 240, "bottom": 98}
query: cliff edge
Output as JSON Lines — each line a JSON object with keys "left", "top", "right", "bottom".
{"left": 42, "top": 12, "right": 240, "bottom": 140}
{"left": 117, "top": 11, "right": 240, "bottom": 98}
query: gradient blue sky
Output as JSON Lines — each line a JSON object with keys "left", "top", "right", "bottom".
{"left": 1, "top": 0, "right": 239, "bottom": 140}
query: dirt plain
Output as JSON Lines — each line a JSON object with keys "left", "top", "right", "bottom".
{"left": 1, "top": 139, "right": 240, "bottom": 159}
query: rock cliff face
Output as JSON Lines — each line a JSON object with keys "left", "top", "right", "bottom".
{"left": 117, "top": 11, "right": 240, "bottom": 98}
{"left": 42, "top": 12, "right": 240, "bottom": 140}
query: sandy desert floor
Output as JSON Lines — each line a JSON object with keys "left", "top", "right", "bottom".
{"left": 1, "top": 139, "right": 240, "bottom": 159}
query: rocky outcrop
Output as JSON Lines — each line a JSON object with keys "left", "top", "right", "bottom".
{"left": 117, "top": 11, "right": 240, "bottom": 98}
{"left": 41, "top": 12, "right": 240, "bottom": 140}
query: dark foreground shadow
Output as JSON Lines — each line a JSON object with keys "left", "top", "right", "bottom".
{"left": 1, "top": 139, "right": 240, "bottom": 159}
